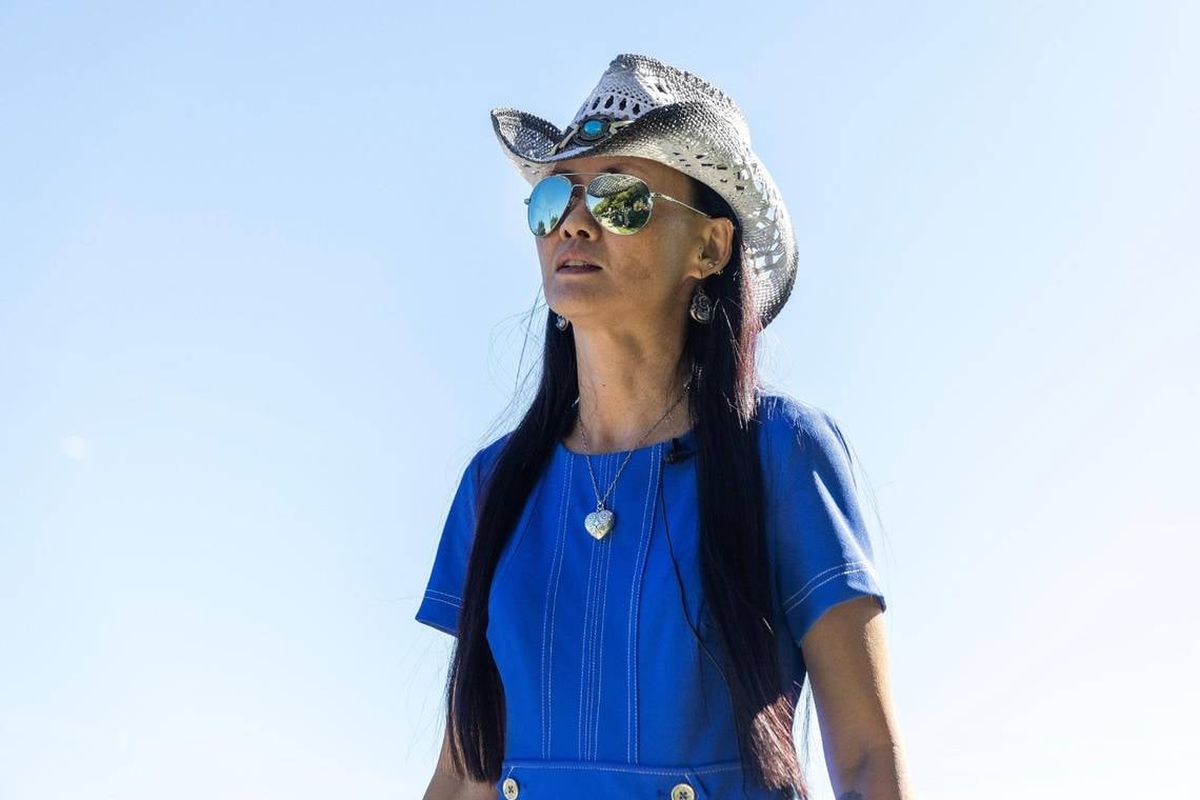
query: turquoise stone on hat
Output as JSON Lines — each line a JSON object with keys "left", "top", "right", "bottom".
{"left": 574, "top": 114, "right": 614, "bottom": 144}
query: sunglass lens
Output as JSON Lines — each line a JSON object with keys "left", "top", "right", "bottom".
{"left": 585, "top": 174, "right": 652, "bottom": 235}
{"left": 528, "top": 175, "right": 573, "bottom": 236}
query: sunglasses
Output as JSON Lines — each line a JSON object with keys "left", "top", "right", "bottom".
{"left": 524, "top": 172, "right": 713, "bottom": 237}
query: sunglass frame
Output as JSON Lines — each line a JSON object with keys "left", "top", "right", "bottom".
{"left": 524, "top": 172, "right": 713, "bottom": 237}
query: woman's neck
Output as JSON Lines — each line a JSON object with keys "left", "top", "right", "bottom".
{"left": 565, "top": 331, "right": 693, "bottom": 454}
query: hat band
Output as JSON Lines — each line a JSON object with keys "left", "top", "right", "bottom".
{"left": 550, "top": 114, "right": 636, "bottom": 155}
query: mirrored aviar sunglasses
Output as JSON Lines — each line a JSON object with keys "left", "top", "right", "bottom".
{"left": 525, "top": 172, "right": 713, "bottom": 237}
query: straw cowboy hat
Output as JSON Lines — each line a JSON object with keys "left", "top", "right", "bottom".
{"left": 490, "top": 52, "right": 799, "bottom": 329}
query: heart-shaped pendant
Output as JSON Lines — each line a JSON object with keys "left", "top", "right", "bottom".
{"left": 584, "top": 508, "right": 615, "bottom": 540}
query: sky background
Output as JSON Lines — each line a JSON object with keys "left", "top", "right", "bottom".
{"left": 2, "top": 2, "right": 1197, "bottom": 798}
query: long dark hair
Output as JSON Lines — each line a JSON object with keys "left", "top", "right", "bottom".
{"left": 443, "top": 177, "right": 815, "bottom": 798}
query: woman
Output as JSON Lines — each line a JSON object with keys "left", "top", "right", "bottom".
{"left": 416, "top": 53, "right": 913, "bottom": 800}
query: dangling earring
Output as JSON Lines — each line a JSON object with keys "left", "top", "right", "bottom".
{"left": 689, "top": 284, "right": 714, "bottom": 324}
{"left": 690, "top": 257, "right": 718, "bottom": 325}
{"left": 555, "top": 313, "right": 570, "bottom": 331}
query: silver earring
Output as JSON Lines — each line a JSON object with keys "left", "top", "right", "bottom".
{"left": 689, "top": 284, "right": 714, "bottom": 324}
{"left": 555, "top": 313, "right": 569, "bottom": 331}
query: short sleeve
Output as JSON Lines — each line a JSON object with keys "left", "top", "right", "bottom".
{"left": 763, "top": 399, "right": 888, "bottom": 648}
{"left": 413, "top": 451, "right": 483, "bottom": 637}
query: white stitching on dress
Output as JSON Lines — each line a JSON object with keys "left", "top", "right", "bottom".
{"left": 500, "top": 758, "right": 744, "bottom": 775}
{"left": 590, "top": 453, "right": 616, "bottom": 759}
{"left": 782, "top": 564, "right": 878, "bottom": 613}
{"left": 590, "top": 539, "right": 607, "bottom": 759}
{"left": 422, "top": 594, "right": 461, "bottom": 608}
{"left": 542, "top": 451, "right": 571, "bottom": 758}
{"left": 596, "top": 453, "right": 618, "bottom": 757}
{"left": 625, "top": 443, "right": 659, "bottom": 762}
{"left": 424, "top": 588, "right": 462, "bottom": 603}
{"left": 780, "top": 559, "right": 875, "bottom": 609}
{"left": 585, "top": 453, "right": 614, "bottom": 762}
{"left": 578, "top": 499, "right": 599, "bottom": 759}
{"left": 580, "top": 457, "right": 596, "bottom": 759}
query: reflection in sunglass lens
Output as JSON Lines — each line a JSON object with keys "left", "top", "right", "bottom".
{"left": 527, "top": 175, "right": 573, "bottom": 236}
{"left": 586, "top": 174, "right": 652, "bottom": 235}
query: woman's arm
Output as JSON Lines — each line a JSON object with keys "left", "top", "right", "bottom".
{"left": 801, "top": 595, "right": 916, "bottom": 800}
{"left": 421, "top": 725, "right": 499, "bottom": 800}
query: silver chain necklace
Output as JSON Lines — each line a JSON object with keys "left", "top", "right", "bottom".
{"left": 573, "top": 378, "right": 692, "bottom": 540}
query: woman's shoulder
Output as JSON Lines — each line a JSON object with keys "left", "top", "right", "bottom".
{"left": 752, "top": 388, "right": 874, "bottom": 496}
{"left": 467, "top": 429, "right": 515, "bottom": 488}
{"left": 754, "top": 388, "right": 846, "bottom": 455}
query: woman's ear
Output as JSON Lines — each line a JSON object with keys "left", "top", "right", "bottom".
{"left": 697, "top": 217, "right": 735, "bottom": 277}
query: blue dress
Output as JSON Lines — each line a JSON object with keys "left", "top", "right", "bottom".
{"left": 414, "top": 392, "right": 888, "bottom": 799}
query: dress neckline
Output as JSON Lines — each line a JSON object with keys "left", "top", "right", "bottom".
{"left": 556, "top": 426, "right": 697, "bottom": 458}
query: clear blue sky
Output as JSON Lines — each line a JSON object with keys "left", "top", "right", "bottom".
{"left": 2, "top": 2, "right": 1196, "bottom": 798}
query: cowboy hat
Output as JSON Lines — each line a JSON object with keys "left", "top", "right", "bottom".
{"left": 491, "top": 52, "right": 798, "bottom": 329}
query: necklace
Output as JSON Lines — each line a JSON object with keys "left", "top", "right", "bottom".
{"left": 573, "top": 379, "right": 692, "bottom": 540}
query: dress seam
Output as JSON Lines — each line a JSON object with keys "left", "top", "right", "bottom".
{"left": 626, "top": 442, "right": 661, "bottom": 763}
{"left": 542, "top": 452, "right": 571, "bottom": 758}
{"left": 578, "top": 496, "right": 599, "bottom": 759}
{"left": 590, "top": 453, "right": 615, "bottom": 760}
